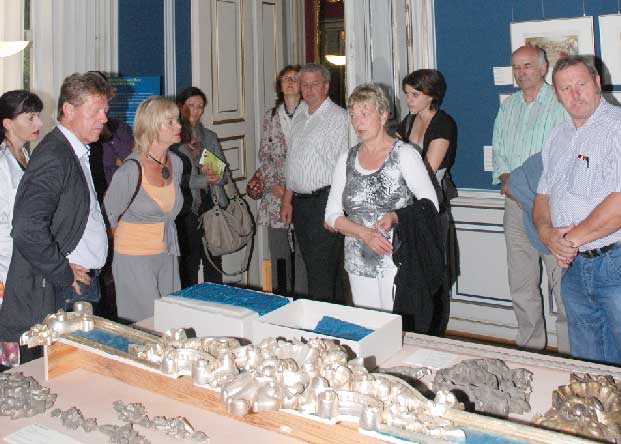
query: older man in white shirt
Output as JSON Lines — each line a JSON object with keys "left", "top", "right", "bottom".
{"left": 280, "top": 64, "right": 349, "bottom": 303}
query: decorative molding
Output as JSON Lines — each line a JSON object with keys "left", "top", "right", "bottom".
{"left": 219, "top": 135, "right": 247, "bottom": 181}
{"left": 404, "top": 331, "right": 621, "bottom": 378}
{"left": 211, "top": 0, "right": 245, "bottom": 124}
{"left": 452, "top": 189, "right": 505, "bottom": 209}
{"left": 164, "top": 0, "right": 177, "bottom": 96}
{"left": 190, "top": 0, "right": 201, "bottom": 88}
{"left": 261, "top": 1, "right": 279, "bottom": 113}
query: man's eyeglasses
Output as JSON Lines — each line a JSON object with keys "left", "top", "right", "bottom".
{"left": 301, "top": 81, "right": 324, "bottom": 88}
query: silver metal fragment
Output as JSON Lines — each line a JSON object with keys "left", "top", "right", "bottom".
{"left": 99, "top": 423, "right": 151, "bottom": 444}
{"left": 20, "top": 302, "right": 95, "bottom": 348}
{"left": 51, "top": 406, "right": 98, "bottom": 432}
{"left": 433, "top": 358, "right": 533, "bottom": 417}
{"left": 113, "top": 400, "right": 209, "bottom": 441}
{"left": 378, "top": 365, "right": 432, "bottom": 381}
{"left": 0, "top": 372, "right": 57, "bottom": 419}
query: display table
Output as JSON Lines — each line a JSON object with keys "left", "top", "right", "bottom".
{"left": 138, "top": 316, "right": 621, "bottom": 424}
{"left": 3, "top": 315, "right": 613, "bottom": 444}
{"left": 2, "top": 358, "right": 305, "bottom": 444}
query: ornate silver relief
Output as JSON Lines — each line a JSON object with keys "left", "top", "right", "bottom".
{"left": 433, "top": 358, "right": 533, "bottom": 417}
{"left": 535, "top": 373, "right": 621, "bottom": 443}
{"left": 127, "top": 330, "right": 464, "bottom": 442}
{"left": 0, "top": 372, "right": 57, "bottom": 419}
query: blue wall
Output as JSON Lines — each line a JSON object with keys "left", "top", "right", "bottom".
{"left": 435, "top": 0, "right": 621, "bottom": 190}
{"left": 118, "top": 0, "right": 192, "bottom": 95}
{"left": 175, "top": 0, "right": 192, "bottom": 92}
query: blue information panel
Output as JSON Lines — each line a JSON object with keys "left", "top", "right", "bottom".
{"left": 108, "top": 76, "right": 161, "bottom": 128}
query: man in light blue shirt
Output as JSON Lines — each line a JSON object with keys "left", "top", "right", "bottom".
{"left": 492, "top": 45, "right": 568, "bottom": 353}
{"left": 534, "top": 55, "right": 621, "bottom": 364}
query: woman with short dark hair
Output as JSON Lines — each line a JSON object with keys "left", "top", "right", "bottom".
{"left": 400, "top": 69, "right": 456, "bottom": 182}
{"left": 0, "top": 89, "right": 43, "bottom": 366}
{"left": 400, "top": 69, "right": 458, "bottom": 335}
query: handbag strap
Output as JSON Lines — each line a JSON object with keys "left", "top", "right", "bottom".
{"left": 201, "top": 235, "right": 253, "bottom": 277}
{"left": 119, "top": 158, "right": 142, "bottom": 218}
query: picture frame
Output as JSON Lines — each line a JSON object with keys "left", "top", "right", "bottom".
{"left": 598, "top": 14, "right": 621, "bottom": 85}
{"left": 510, "top": 16, "right": 594, "bottom": 84}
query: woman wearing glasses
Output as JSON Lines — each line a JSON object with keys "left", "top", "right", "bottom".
{"left": 248, "top": 65, "right": 307, "bottom": 296}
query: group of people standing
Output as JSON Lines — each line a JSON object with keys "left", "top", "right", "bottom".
{"left": 495, "top": 45, "right": 621, "bottom": 366}
{"left": 0, "top": 73, "right": 235, "bottom": 368}
{"left": 253, "top": 63, "right": 456, "bottom": 334}
{"left": 0, "top": 48, "right": 618, "bottom": 369}
{"left": 0, "top": 61, "right": 459, "bottom": 368}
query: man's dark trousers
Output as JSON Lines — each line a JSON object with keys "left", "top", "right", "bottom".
{"left": 292, "top": 188, "right": 344, "bottom": 304}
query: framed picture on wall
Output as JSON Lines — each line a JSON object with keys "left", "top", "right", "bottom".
{"left": 598, "top": 14, "right": 621, "bottom": 86}
{"left": 510, "top": 16, "right": 594, "bottom": 84}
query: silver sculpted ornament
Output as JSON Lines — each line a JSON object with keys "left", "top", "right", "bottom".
{"left": 126, "top": 330, "right": 464, "bottom": 443}
{"left": 20, "top": 301, "right": 95, "bottom": 348}
{"left": 0, "top": 372, "right": 57, "bottom": 419}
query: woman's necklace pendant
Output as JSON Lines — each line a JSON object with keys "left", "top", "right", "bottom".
{"left": 161, "top": 165, "right": 170, "bottom": 179}
{"left": 147, "top": 152, "right": 170, "bottom": 179}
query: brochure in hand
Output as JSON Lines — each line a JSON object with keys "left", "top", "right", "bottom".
{"left": 200, "top": 149, "right": 226, "bottom": 178}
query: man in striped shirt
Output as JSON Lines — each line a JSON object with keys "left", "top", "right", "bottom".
{"left": 492, "top": 45, "right": 568, "bottom": 352}
{"left": 280, "top": 64, "right": 349, "bottom": 303}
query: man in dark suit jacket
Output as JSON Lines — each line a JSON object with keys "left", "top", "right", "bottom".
{"left": 0, "top": 72, "right": 111, "bottom": 363}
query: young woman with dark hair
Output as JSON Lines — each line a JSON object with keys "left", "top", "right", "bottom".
{"left": 0, "top": 89, "right": 43, "bottom": 367}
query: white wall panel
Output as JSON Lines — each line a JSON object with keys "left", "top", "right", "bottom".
{"left": 261, "top": 2, "right": 278, "bottom": 113}
{"left": 212, "top": 0, "right": 244, "bottom": 121}
{"left": 448, "top": 191, "right": 561, "bottom": 348}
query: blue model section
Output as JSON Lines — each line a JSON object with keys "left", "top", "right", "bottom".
{"left": 72, "top": 328, "right": 141, "bottom": 354}
{"left": 434, "top": 0, "right": 621, "bottom": 190}
{"left": 463, "top": 429, "right": 525, "bottom": 444}
{"left": 313, "top": 316, "right": 374, "bottom": 341}
{"left": 171, "top": 283, "right": 290, "bottom": 316}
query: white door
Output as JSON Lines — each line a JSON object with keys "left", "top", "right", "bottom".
{"left": 191, "top": 0, "right": 285, "bottom": 288}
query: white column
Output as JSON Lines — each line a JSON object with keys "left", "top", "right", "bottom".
{"left": 164, "top": 0, "right": 177, "bottom": 96}
{"left": 31, "top": 0, "right": 118, "bottom": 133}
{"left": 0, "top": 0, "right": 25, "bottom": 92}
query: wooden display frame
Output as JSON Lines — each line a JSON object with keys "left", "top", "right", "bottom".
{"left": 44, "top": 335, "right": 383, "bottom": 444}
{"left": 42, "top": 319, "right": 599, "bottom": 444}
